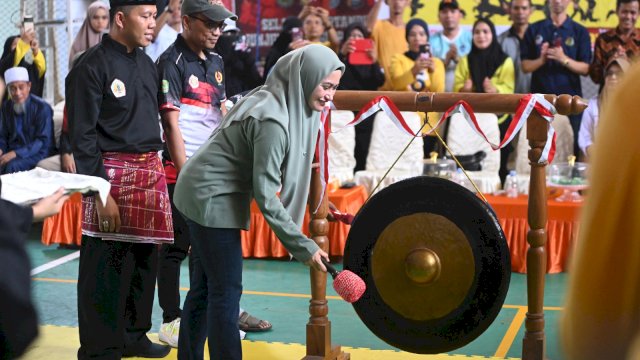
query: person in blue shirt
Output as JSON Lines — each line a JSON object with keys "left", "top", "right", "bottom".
{"left": 430, "top": 0, "right": 473, "bottom": 92}
{"left": 520, "top": 0, "right": 591, "bottom": 158}
{"left": 0, "top": 67, "right": 55, "bottom": 174}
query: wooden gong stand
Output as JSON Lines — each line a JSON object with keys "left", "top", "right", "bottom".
{"left": 302, "top": 91, "right": 586, "bottom": 360}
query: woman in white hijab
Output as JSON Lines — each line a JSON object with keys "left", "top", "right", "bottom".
{"left": 174, "top": 44, "right": 344, "bottom": 360}
{"left": 68, "top": 1, "right": 109, "bottom": 67}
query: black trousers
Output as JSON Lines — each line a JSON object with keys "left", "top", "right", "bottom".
{"left": 568, "top": 113, "right": 583, "bottom": 160}
{"left": 354, "top": 114, "right": 375, "bottom": 172}
{"left": 498, "top": 115, "right": 514, "bottom": 185}
{"left": 77, "top": 235, "right": 158, "bottom": 359}
{"left": 157, "top": 183, "right": 191, "bottom": 323}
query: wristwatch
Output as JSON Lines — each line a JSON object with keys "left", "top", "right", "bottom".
{"left": 563, "top": 58, "right": 570, "bottom": 67}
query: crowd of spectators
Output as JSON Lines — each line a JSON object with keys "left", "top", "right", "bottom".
{"left": 2, "top": 0, "right": 638, "bottom": 179}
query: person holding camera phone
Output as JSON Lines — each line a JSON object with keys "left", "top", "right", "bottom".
{"left": 338, "top": 22, "right": 385, "bottom": 171}
{"left": 338, "top": 23, "right": 384, "bottom": 91}
{"left": 263, "top": 17, "right": 303, "bottom": 80}
{"left": 389, "top": 19, "right": 445, "bottom": 157}
{"left": 0, "top": 18, "right": 46, "bottom": 100}
{"left": 389, "top": 19, "right": 444, "bottom": 93}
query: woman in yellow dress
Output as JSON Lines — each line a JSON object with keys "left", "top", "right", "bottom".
{"left": 389, "top": 18, "right": 445, "bottom": 94}
{"left": 454, "top": 17, "right": 514, "bottom": 95}
{"left": 388, "top": 18, "right": 445, "bottom": 156}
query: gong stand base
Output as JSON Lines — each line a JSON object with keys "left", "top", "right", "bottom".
{"left": 522, "top": 337, "right": 545, "bottom": 360}
{"left": 303, "top": 322, "right": 350, "bottom": 360}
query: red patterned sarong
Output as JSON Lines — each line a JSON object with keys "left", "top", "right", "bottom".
{"left": 82, "top": 152, "right": 174, "bottom": 244}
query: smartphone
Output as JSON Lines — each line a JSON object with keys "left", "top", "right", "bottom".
{"left": 23, "top": 15, "right": 34, "bottom": 33}
{"left": 348, "top": 39, "right": 374, "bottom": 65}
{"left": 291, "top": 27, "right": 303, "bottom": 42}
{"left": 419, "top": 44, "right": 431, "bottom": 58}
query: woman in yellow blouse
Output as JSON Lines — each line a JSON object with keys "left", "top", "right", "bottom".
{"left": 389, "top": 19, "right": 445, "bottom": 157}
{"left": 0, "top": 28, "right": 46, "bottom": 99}
{"left": 454, "top": 18, "right": 514, "bottom": 95}
{"left": 389, "top": 19, "right": 445, "bottom": 93}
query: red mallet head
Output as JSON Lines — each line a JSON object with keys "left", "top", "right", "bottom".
{"left": 329, "top": 208, "right": 355, "bottom": 225}
{"left": 322, "top": 259, "right": 366, "bottom": 303}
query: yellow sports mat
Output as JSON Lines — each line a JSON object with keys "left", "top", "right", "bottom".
{"left": 23, "top": 325, "right": 519, "bottom": 359}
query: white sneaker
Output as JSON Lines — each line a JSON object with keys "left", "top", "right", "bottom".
{"left": 159, "top": 318, "right": 180, "bottom": 348}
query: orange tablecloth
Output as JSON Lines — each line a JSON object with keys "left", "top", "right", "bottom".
{"left": 41, "top": 186, "right": 368, "bottom": 254}
{"left": 43, "top": 187, "right": 577, "bottom": 273}
{"left": 41, "top": 192, "right": 83, "bottom": 246}
{"left": 485, "top": 194, "right": 582, "bottom": 274}
{"left": 240, "top": 185, "right": 368, "bottom": 258}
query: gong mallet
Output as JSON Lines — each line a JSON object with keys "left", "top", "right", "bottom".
{"left": 321, "top": 258, "right": 366, "bottom": 303}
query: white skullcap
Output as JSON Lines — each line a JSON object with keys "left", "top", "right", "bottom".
{"left": 4, "top": 67, "right": 29, "bottom": 85}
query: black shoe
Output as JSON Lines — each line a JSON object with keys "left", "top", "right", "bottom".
{"left": 123, "top": 342, "right": 171, "bottom": 358}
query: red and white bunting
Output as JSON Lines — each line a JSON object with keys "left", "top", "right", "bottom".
{"left": 313, "top": 94, "right": 558, "bottom": 216}
{"left": 439, "top": 94, "right": 557, "bottom": 163}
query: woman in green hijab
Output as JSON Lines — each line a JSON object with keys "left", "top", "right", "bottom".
{"left": 173, "top": 44, "right": 345, "bottom": 359}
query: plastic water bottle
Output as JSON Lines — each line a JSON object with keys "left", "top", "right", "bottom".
{"left": 505, "top": 170, "right": 519, "bottom": 198}
{"left": 455, "top": 168, "right": 473, "bottom": 192}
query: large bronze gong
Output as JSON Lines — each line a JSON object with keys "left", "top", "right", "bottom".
{"left": 343, "top": 176, "right": 510, "bottom": 354}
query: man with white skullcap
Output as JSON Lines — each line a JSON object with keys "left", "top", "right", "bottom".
{"left": 0, "top": 66, "right": 55, "bottom": 174}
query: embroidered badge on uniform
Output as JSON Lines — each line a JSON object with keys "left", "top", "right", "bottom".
{"left": 162, "top": 79, "right": 169, "bottom": 94}
{"left": 215, "top": 71, "right": 223, "bottom": 84}
{"left": 535, "top": 34, "right": 543, "bottom": 46}
{"left": 111, "top": 79, "right": 126, "bottom": 98}
{"left": 189, "top": 74, "right": 199, "bottom": 89}
{"left": 565, "top": 37, "right": 575, "bottom": 47}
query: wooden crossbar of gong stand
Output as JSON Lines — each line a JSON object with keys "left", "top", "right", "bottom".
{"left": 303, "top": 90, "right": 587, "bottom": 360}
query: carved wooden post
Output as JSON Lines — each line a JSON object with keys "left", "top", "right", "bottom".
{"left": 303, "top": 128, "right": 349, "bottom": 359}
{"left": 521, "top": 95, "right": 580, "bottom": 360}
{"left": 522, "top": 110, "right": 549, "bottom": 360}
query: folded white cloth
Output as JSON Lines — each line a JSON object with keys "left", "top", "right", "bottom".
{"left": 0, "top": 167, "right": 110, "bottom": 206}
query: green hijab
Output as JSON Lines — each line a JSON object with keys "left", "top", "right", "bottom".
{"left": 220, "top": 44, "right": 344, "bottom": 227}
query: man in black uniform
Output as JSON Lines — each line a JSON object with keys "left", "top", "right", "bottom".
{"left": 66, "top": 1, "right": 174, "bottom": 358}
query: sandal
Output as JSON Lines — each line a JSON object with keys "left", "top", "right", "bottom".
{"left": 238, "top": 311, "right": 272, "bottom": 332}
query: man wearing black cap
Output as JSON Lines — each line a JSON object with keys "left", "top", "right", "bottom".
{"left": 430, "top": 0, "right": 472, "bottom": 92}
{"left": 66, "top": 1, "right": 173, "bottom": 358}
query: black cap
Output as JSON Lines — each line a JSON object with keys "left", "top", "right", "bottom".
{"left": 182, "top": 0, "right": 238, "bottom": 22}
{"left": 439, "top": 0, "right": 460, "bottom": 11}
{"left": 110, "top": 0, "right": 156, "bottom": 7}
